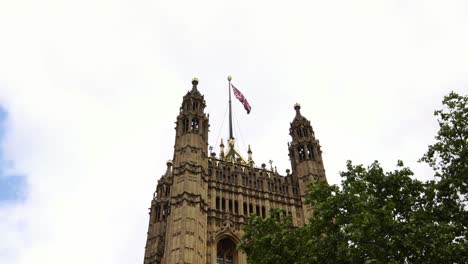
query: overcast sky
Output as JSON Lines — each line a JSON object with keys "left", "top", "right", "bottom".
{"left": 0, "top": 0, "right": 467, "bottom": 263}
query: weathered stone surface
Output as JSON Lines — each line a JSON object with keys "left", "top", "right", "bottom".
{"left": 143, "top": 80, "right": 327, "bottom": 264}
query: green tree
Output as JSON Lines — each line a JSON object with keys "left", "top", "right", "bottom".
{"left": 239, "top": 92, "right": 467, "bottom": 263}
{"left": 238, "top": 209, "right": 304, "bottom": 264}
{"left": 419, "top": 91, "right": 468, "bottom": 261}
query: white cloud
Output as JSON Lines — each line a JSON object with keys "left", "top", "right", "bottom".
{"left": 0, "top": 0, "right": 467, "bottom": 263}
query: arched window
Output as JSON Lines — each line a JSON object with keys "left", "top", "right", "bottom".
{"left": 303, "top": 128, "right": 308, "bottom": 137}
{"left": 297, "top": 128, "right": 303, "bottom": 137}
{"left": 243, "top": 202, "right": 247, "bottom": 215}
{"left": 162, "top": 204, "right": 168, "bottom": 219}
{"left": 298, "top": 145, "right": 306, "bottom": 161}
{"left": 183, "top": 118, "right": 189, "bottom": 132}
{"left": 307, "top": 144, "right": 314, "bottom": 160}
{"left": 155, "top": 205, "right": 160, "bottom": 222}
{"left": 217, "top": 238, "right": 237, "bottom": 264}
{"left": 216, "top": 197, "right": 220, "bottom": 210}
{"left": 191, "top": 118, "right": 199, "bottom": 132}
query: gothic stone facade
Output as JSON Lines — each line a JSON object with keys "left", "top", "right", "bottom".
{"left": 143, "top": 79, "right": 327, "bottom": 264}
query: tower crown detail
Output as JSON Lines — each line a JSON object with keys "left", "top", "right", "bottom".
{"left": 176, "top": 79, "right": 209, "bottom": 141}
{"left": 290, "top": 104, "right": 314, "bottom": 141}
{"left": 288, "top": 104, "right": 322, "bottom": 175}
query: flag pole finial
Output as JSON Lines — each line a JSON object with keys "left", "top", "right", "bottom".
{"left": 227, "top": 75, "right": 232, "bottom": 81}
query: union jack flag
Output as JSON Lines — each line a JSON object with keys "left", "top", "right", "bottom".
{"left": 231, "top": 84, "right": 251, "bottom": 114}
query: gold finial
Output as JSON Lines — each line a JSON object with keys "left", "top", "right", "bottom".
{"left": 192, "top": 77, "right": 199, "bottom": 86}
{"left": 166, "top": 160, "right": 173, "bottom": 166}
{"left": 227, "top": 76, "right": 232, "bottom": 81}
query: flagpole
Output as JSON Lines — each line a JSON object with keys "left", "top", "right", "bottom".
{"left": 228, "top": 76, "right": 233, "bottom": 140}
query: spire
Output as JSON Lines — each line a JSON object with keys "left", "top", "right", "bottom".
{"left": 219, "top": 138, "right": 225, "bottom": 159}
{"left": 288, "top": 103, "right": 322, "bottom": 175}
{"left": 294, "top": 103, "right": 301, "bottom": 116}
{"left": 164, "top": 160, "right": 173, "bottom": 177}
{"left": 191, "top": 77, "right": 199, "bottom": 91}
{"left": 247, "top": 144, "right": 254, "bottom": 167}
{"left": 185, "top": 77, "right": 202, "bottom": 98}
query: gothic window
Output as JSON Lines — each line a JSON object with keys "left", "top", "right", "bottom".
{"left": 216, "top": 197, "right": 220, "bottom": 210}
{"left": 191, "top": 118, "right": 199, "bottom": 132}
{"left": 217, "top": 238, "right": 236, "bottom": 264}
{"left": 162, "top": 205, "right": 168, "bottom": 219}
{"left": 229, "top": 200, "right": 233, "bottom": 213}
{"left": 307, "top": 144, "right": 314, "bottom": 160}
{"left": 298, "top": 145, "right": 306, "bottom": 161}
{"left": 249, "top": 204, "right": 253, "bottom": 215}
{"left": 234, "top": 201, "right": 239, "bottom": 214}
{"left": 222, "top": 198, "right": 226, "bottom": 211}
{"left": 243, "top": 202, "right": 247, "bottom": 215}
{"left": 183, "top": 118, "right": 189, "bottom": 132}
{"left": 261, "top": 206, "right": 266, "bottom": 218}
{"left": 155, "top": 205, "right": 160, "bottom": 222}
{"left": 297, "top": 128, "right": 303, "bottom": 137}
{"left": 193, "top": 101, "right": 198, "bottom": 111}
{"left": 256, "top": 205, "right": 260, "bottom": 216}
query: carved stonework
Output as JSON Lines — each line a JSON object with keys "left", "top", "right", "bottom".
{"left": 143, "top": 79, "right": 327, "bottom": 264}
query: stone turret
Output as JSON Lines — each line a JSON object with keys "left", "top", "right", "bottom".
{"left": 288, "top": 103, "right": 326, "bottom": 223}
{"left": 144, "top": 78, "right": 210, "bottom": 264}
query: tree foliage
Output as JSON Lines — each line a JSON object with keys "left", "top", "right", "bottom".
{"left": 239, "top": 92, "right": 467, "bottom": 263}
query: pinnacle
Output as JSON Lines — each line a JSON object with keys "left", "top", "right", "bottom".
{"left": 192, "top": 78, "right": 199, "bottom": 90}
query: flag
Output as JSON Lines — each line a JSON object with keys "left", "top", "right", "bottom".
{"left": 231, "top": 84, "right": 252, "bottom": 114}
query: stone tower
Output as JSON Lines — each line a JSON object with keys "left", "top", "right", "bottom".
{"left": 144, "top": 78, "right": 210, "bottom": 263}
{"left": 144, "top": 79, "right": 327, "bottom": 264}
{"left": 288, "top": 103, "right": 326, "bottom": 223}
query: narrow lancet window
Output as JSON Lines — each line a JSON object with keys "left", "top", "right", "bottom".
{"left": 183, "top": 118, "right": 189, "bottom": 132}
{"left": 307, "top": 144, "right": 314, "bottom": 160}
{"left": 297, "top": 128, "right": 303, "bottom": 137}
{"left": 191, "top": 118, "right": 199, "bottom": 132}
{"left": 298, "top": 145, "right": 306, "bottom": 161}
